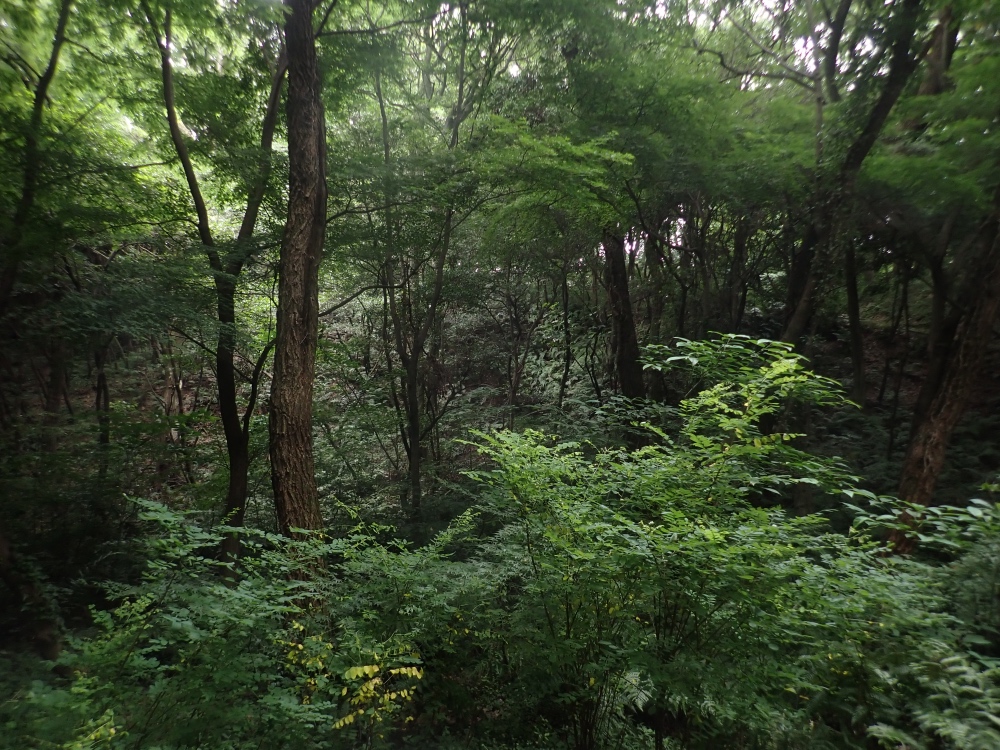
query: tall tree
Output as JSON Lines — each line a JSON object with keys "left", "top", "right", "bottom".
{"left": 366, "top": 1, "right": 516, "bottom": 511}
{"left": 776, "top": 0, "right": 929, "bottom": 344}
{"left": 136, "top": 0, "right": 286, "bottom": 556}
{"left": 269, "top": 0, "right": 326, "bottom": 536}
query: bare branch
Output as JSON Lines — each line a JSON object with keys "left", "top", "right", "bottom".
{"left": 242, "top": 338, "right": 276, "bottom": 437}
{"left": 319, "top": 284, "right": 402, "bottom": 317}
{"left": 318, "top": 13, "right": 438, "bottom": 38}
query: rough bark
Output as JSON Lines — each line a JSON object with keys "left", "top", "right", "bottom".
{"left": 269, "top": 0, "right": 326, "bottom": 537}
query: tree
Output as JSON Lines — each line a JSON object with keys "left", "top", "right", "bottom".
{"left": 0, "top": 0, "right": 73, "bottom": 316}
{"left": 887, "top": 3, "right": 1000, "bottom": 521}
{"left": 134, "top": 0, "right": 287, "bottom": 555}
{"left": 269, "top": 0, "right": 327, "bottom": 536}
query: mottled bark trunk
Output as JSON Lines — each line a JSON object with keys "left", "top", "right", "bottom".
{"left": 269, "top": 0, "right": 326, "bottom": 537}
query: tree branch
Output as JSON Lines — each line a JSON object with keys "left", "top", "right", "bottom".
{"left": 242, "top": 338, "right": 276, "bottom": 438}
{"left": 319, "top": 284, "right": 401, "bottom": 317}
{"left": 317, "top": 13, "right": 438, "bottom": 38}
{"left": 139, "top": 0, "right": 216, "bottom": 255}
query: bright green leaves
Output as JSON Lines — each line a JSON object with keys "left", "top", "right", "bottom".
{"left": 471, "top": 424, "right": 879, "bottom": 745}
{"left": 459, "top": 335, "right": 996, "bottom": 747}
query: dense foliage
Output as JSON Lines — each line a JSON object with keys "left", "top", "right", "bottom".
{"left": 1, "top": 0, "right": 999, "bottom": 748}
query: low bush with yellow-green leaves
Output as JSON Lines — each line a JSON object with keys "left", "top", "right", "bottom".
{"left": 1, "top": 508, "right": 428, "bottom": 750}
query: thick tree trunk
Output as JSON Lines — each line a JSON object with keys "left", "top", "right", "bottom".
{"left": 603, "top": 232, "right": 645, "bottom": 400}
{"left": 269, "top": 0, "right": 326, "bottom": 537}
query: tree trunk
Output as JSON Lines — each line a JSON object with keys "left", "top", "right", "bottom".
{"left": 917, "top": 5, "right": 958, "bottom": 96}
{"left": 844, "top": 241, "right": 866, "bottom": 404}
{"left": 0, "top": 526, "right": 62, "bottom": 660}
{"left": 269, "top": 0, "right": 326, "bottom": 537}
{"left": 221, "top": 52, "right": 286, "bottom": 552}
{"left": 95, "top": 345, "right": 111, "bottom": 483}
{"left": 405, "top": 357, "right": 422, "bottom": 511}
{"left": 142, "top": 3, "right": 286, "bottom": 556}
{"left": 781, "top": 0, "right": 925, "bottom": 343}
{"left": 558, "top": 271, "right": 573, "bottom": 409}
{"left": 896, "top": 195, "right": 1000, "bottom": 518}
{"left": 603, "top": 232, "right": 645, "bottom": 400}
{"left": 217, "top": 276, "right": 251, "bottom": 555}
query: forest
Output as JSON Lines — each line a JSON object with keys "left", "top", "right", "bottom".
{"left": 1, "top": 0, "right": 999, "bottom": 747}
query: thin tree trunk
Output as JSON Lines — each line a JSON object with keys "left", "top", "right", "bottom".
{"left": 380, "top": 5, "right": 470, "bottom": 511}
{"left": 142, "top": 3, "right": 287, "bottom": 556}
{"left": 844, "top": 241, "right": 866, "bottom": 404}
{"left": 95, "top": 345, "right": 111, "bottom": 483}
{"left": 219, "top": 53, "right": 284, "bottom": 559}
{"left": 603, "top": 232, "right": 645, "bottom": 400}
{"left": 0, "top": 0, "right": 74, "bottom": 316}
{"left": 269, "top": 0, "right": 326, "bottom": 537}
{"left": 781, "top": 0, "right": 925, "bottom": 343}
{"left": 558, "top": 271, "right": 572, "bottom": 409}
{"left": 405, "top": 355, "right": 422, "bottom": 510}
{"left": 895, "top": 192, "right": 1000, "bottom": 545}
